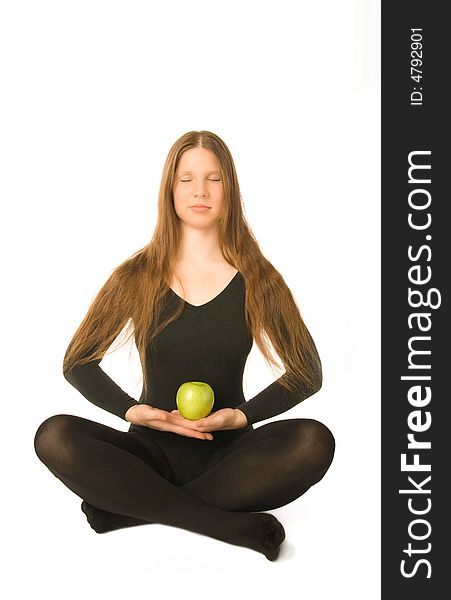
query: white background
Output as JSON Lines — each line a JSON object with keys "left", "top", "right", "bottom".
{"left": 1, "top": 1, "right": 380, "bottom": 598}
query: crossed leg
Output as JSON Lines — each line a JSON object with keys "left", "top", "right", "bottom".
{"left": 77, "top": 417, "right": 335, "bottom": 531}
{"left": 33, "top": 414, "right": 287, "bottom": 560}
{"left": 183, "top": 418, "right": 335, "bottom": 512}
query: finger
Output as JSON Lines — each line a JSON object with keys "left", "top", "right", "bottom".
{"left": 170, "top": 413, "right": 207, "bottom": 430}
{"left": 192, "top": 417, "right": 217, "bottom": 431}
{"left": 149, "top": 420, "right": 213, "bottom": 440}
{"left": 172, "top": 426, "right": 213, "bottom": 440}
{"left": 168, "top": 412, "right": 189, "bottom": 422}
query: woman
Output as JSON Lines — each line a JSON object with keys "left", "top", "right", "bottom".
{"left": 34, "top": 130, "right": 335, "bottom": 561}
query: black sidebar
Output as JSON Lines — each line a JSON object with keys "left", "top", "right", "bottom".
{"left": 382, "top": 2, "right": 448, "bottom": 598}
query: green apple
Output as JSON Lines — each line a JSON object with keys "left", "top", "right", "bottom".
{"left": 176, "top": 381, "right": 215, "bottom": 420}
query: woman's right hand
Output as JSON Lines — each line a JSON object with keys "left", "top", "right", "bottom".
{"left": 124, "top": 404, "right": 214, "bottom": 441}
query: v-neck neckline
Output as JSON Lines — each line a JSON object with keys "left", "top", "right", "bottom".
{"left": 167, "top": 270, "right": 240, "bottom": 309}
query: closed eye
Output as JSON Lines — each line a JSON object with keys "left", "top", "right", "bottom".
{"left": 180, "top": 178, "right": 221, "bottom": 182}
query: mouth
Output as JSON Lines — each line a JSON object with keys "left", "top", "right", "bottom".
{"left": 190, "top": 205, "right": 211, "bottom": 208}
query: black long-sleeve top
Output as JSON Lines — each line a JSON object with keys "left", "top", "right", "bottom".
{"left": 63, "top": 271, "right": 321, "bottom": 428}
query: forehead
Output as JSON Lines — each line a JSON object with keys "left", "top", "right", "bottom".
{"left": 176, "top": 147, "right": 220, "bottom": 171}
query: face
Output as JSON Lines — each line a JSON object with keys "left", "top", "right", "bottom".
{"left": 172, "top": 146, "right": 225, "bottom": 228}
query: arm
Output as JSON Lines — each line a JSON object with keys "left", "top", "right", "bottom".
{"left": 235, "top": 328, "right": 322, "bottom": 426}
{"left": 63, "top": 360, "right": 140, "bottom": 421}
{"left": 63, "top": 265, "right": 142, "bottom": 421}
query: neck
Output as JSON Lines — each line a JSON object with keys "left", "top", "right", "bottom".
{"left": 176, "top": 225, "right": 223, "bottom": 267}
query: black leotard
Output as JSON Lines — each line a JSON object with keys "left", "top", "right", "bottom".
{"left": 35, "top": 270, "right": 333, "bottom": 558}
{"left": 63, "top": 270, "right": 321, "bottom": 429}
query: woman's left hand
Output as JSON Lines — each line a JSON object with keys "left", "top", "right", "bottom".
{"left": 170, "top": 407, "right": 248, "bottom": 433}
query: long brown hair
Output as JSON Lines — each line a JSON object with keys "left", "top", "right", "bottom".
{"left": 63, "top": 130, "right": 322, "bottom": 401}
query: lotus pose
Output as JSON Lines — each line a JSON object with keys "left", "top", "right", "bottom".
{"left": 34, "top": 130, "right": 335, "bottom": 561}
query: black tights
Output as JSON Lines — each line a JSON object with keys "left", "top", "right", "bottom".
{"left": 34, "top": 414, "right": 335, "bottom": 560}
